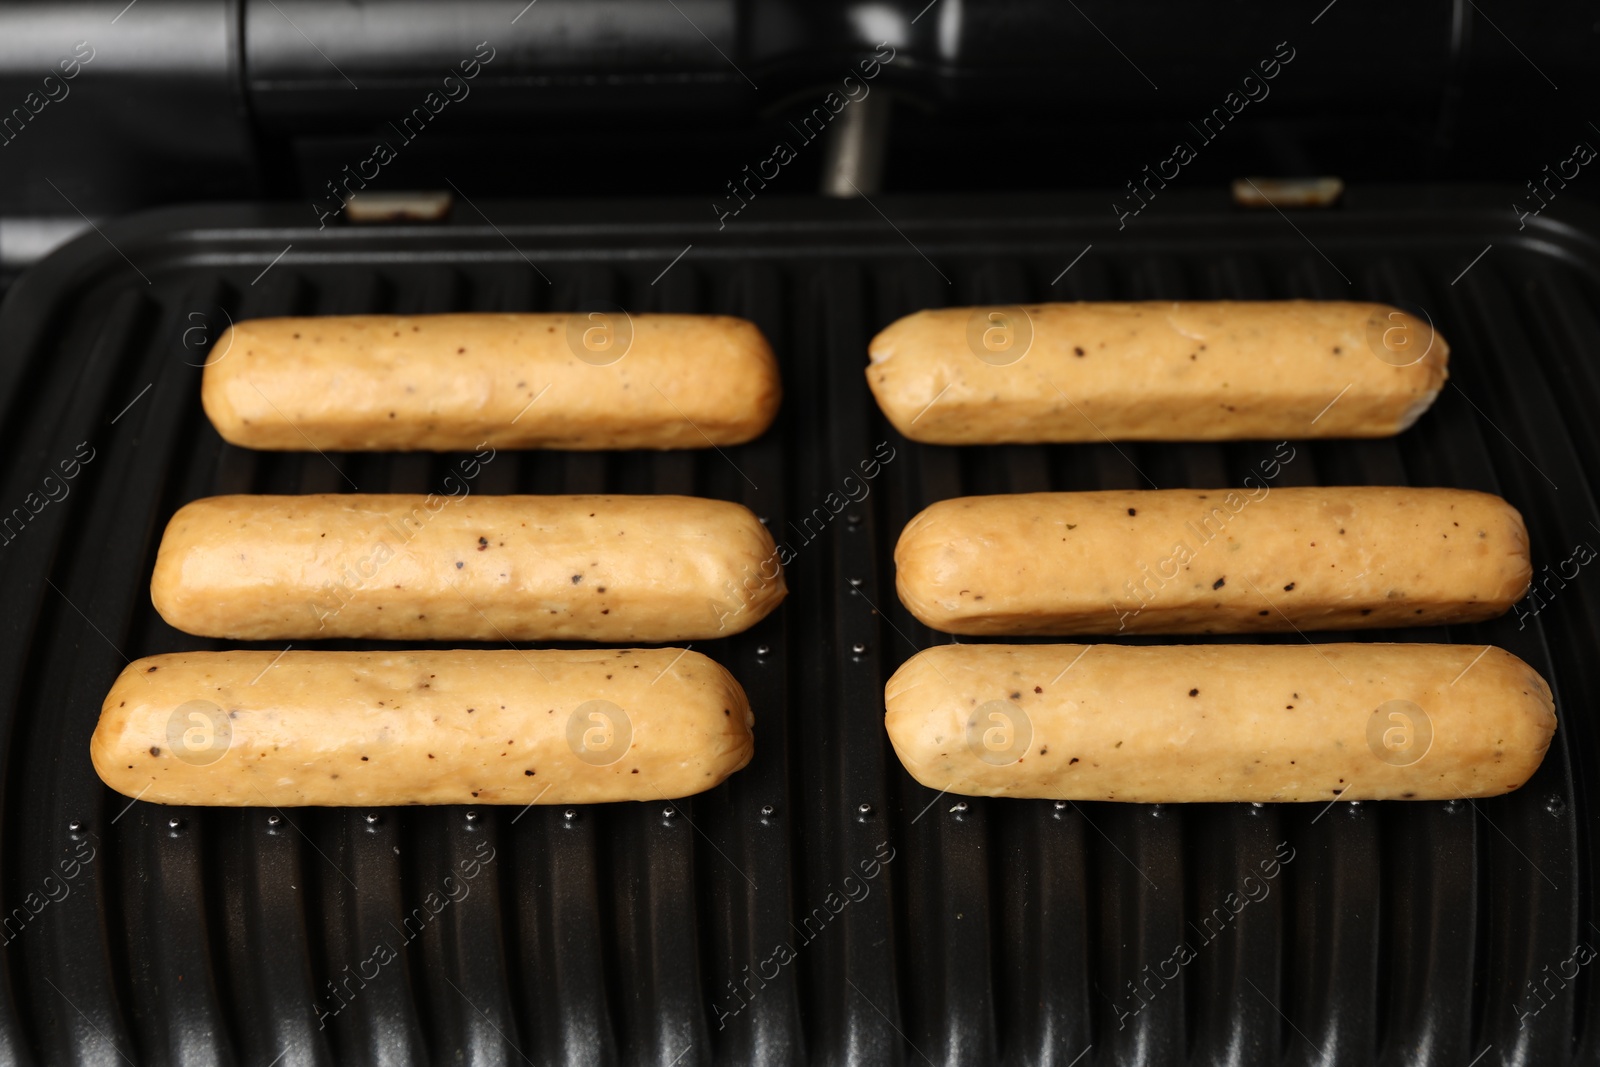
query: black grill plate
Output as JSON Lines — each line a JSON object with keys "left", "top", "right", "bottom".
{"left": 0, "top": 188, "right": 1596, "bottom": 1066}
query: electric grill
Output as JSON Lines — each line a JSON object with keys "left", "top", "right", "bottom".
{"left": 0, "top": 3, "right": 1597, "bottom": 1065}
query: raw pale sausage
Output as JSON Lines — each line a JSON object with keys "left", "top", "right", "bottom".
{"left": 884, "top": 642, "right": 1554, "bottom": 802}
{"left": 151, "top": 494, "right": 785, "bottom": 641}
{"left": 203, "top": 313, "right": 781, "bottom": 451}
{"left": 894, "top": 487, "right": 1528, "bottom": 635}
{"left": 93, "top": 649, "right": 754, "bottom": 806}
{"left": 866, "top": 301, "right": 1446, "bottom": 443}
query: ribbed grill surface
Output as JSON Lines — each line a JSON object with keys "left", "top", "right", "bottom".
{"left": 0, "top": 192, "right": 1594, "bottom": 1066}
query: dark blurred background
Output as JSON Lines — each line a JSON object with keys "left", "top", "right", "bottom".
{"left": 0, "top": 0, "right": 1596, "bottom": 279}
